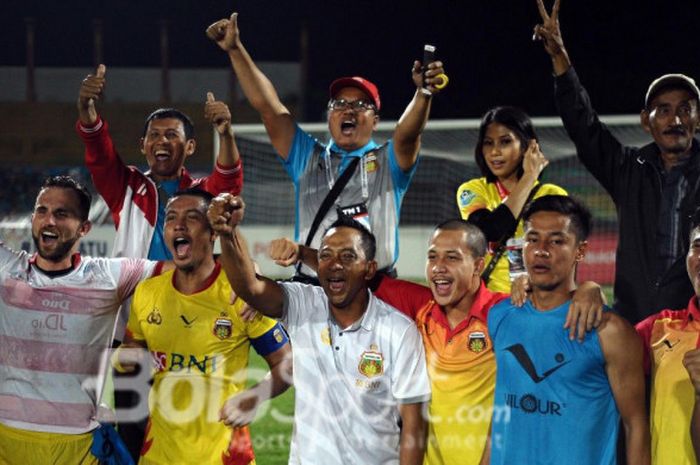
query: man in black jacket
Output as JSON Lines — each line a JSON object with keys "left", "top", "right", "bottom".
{"left": 533, "top": 0, "right": 700, "bottom": 324}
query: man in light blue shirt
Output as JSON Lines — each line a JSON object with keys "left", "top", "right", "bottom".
{"left": 207, "top": 11, "right": 447, "bottom": 277}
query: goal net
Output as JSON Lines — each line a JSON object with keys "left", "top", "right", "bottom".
{"left": 234, "top": 116, "right": 648, "bottom": 283}
{"left": 0, "top": 116, "right": 649, "bottom": 284}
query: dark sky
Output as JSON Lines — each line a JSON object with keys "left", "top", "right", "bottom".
{"left": 3, "top": 0, "right": 700, "bottom": 120}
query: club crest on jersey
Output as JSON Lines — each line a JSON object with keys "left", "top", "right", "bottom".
{"left": 358, "top": 349, "right": 384, "bottom": 378}
{"left": 273, "top": 328, "right": 284, "bottom": 343}
{"left": 213, "top": 318, "right": 232, "bottom": 340}
{"left": 468, "top": 331, "right": 487, "bottom": 353}
{"left": 147, "top": 308, "right": 162, "bottom": 325}
{"left": 364, "top": 152, "right": 378, "bottom": 173}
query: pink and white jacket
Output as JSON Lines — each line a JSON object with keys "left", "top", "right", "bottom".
{"left": 77, "top": 116, "right": 243, "bottom": 259}
{"left": 0, "top": 248, "right": 160, "bottom": 433}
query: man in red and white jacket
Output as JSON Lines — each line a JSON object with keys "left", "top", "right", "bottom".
{"left": 75, "top": 64, "right": 244, "bottom": 461}
{"left": 76, "top": 64, "right": 243, "bottom": 261}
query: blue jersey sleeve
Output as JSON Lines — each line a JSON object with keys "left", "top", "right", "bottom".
{"left": 487, "top": 298, "right": 514, "bottom": 348}
{"left": 282, "top": 125, "right": 319, "bottom": 184}
{"left": 250, "top": 322, "right": 289, "bottom": 356}
{"left": 387, "top": 139, "right": 419, "bottom": 195}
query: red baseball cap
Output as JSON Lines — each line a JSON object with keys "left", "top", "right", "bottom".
{"left": 329, "top": 76, "right": 381, "bottom": 111}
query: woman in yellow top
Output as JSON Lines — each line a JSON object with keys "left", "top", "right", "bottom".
{"left": 456, "top": 106, "right": 566, "bottom": 292}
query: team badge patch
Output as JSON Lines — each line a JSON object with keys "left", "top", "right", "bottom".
{"left": 213, "top": 318, "right": 233, "bottom": 340}
{"left": 146, "top": 308, "right": 162, "bottom": 325}
{"left": 364, "top": 152, "right": 378, "bottom": 173}
{"left": 358, "top": 350, "right": 384, "bottom": 378}
{"left": 273, "top": 328, "right": 284, "bottom": 343}
{"left": 459, "top": 189, "right": 477, "bottom": 207}
{"left": 468, "top": 331, "right": 487, "bottom": 353}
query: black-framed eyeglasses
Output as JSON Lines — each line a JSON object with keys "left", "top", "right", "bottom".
{"left": 327, "top": 99, "right": 376, "bottom": 112}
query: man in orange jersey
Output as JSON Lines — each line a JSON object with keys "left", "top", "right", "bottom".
{"left": 637, "top": 215, "right": 700, "bottom": 465}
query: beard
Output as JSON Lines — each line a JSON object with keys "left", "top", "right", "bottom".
{"left": 32, "top": 232, "right": 80, "bottom": 263}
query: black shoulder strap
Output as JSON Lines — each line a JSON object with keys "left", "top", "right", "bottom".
{"left": 481, "top": 184, "right": 542, "bottom": 285}
{"left": 304, "top": 156, "right": 361, "bottom": 247}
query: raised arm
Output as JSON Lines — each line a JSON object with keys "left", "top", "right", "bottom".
{"left": 532, "top": 0, "right": 624, "bottom": 194}
{"left": 598, "top": 313, "right": 651, "bottom": 465}
{"left": 208, "top": 194, "right": 286, "bottom": 317}
{"left": 392, "top": 60, "right": 447, "bottom": 171}
{"left": 77, "top": 64, "right": 106, "bottom": 126}
{"left": 204, "top": 91, "right": 240, "bottom": 167}
{"left": 464, "top": 141, "right": 550, "bottom": 241}
{"left": 503, "top": 141, "right": 549, "bottom": 216}
{"left": 533, "top": 0, "right": 571, "bottom": 76}
{"left": 398, "top": 402, "right": 428, "bottom": 465}
{"left": 76, "top": 64, "right": 133, "bottom": 214}
{"left": 207, "top": 12, "right": 296, "bottom": 158}
{"left": 683, "top": 348, "right": 700, "bottom": 460}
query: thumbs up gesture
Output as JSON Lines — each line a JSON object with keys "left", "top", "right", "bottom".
{"left": 77, "top": 64, "right": 106, "bottom": 125}
{"left": 204, "top": 91, "right": 233, "bottom": 136}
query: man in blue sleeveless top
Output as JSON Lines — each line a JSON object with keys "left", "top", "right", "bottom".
{"left": 487, "top": 195, "right": 650, "bottom": 465}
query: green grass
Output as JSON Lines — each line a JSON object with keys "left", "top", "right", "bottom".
{"left": 247, "top": 349, "right": 294, "bottom": 465}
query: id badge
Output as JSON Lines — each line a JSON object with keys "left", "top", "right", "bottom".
{"left": 337, "top": 203, "right": 371, "bottom": 232}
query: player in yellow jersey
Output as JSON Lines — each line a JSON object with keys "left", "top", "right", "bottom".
{"left": 117, "top": 189, "right": 291, "bottom": 465}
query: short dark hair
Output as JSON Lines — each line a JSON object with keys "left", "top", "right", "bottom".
{"left": 169, "top": 188, "right": 215, "bottom": 206}
{"left": 475, "top": 106, "right": 538, "bottom": 183}
{"left": 522, "top": 195, "right": 592, "bottom": 242}
{"left": 434, "top": 219, "right": 487, "bottom": 258}
{"left": 143, "top": 108, "right": 195, "bottom": 140}
{"left": 324, "top": 216, "right": 377, "bottom": 261}
{"left": 166, "top": 188, "right": 215, "bottom": 229}
{"left": 40, "top": 176, "right": 92, "bottom": 221}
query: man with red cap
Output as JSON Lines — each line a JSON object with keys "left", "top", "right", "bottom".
{"left": 206, "top": 12, "right": 447, "bottom": 281}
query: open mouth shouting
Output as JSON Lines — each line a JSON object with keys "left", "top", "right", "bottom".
{"left": 154, "top": 149, "right": 171, "bottom": 162}
{"left": 340, "top": 119, "right": 357, "bottom": 136}
{"left": 326, "top": 275, "right": 346, "bottom": 294}
{"left": 431, "top": 277, "right": 453, "bottom": 297}
{"left": 40, "top": 230, "right": 59, "bottom": 247}
{"left": 173, "top": 236, "right": 192, "bottom": 260}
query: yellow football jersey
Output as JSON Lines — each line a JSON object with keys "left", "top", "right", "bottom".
{"left": 456, "top": 178, "right": 567, "bottom": 293}
{"left": 127, "top": 265, "right": 287, "bottom": 465}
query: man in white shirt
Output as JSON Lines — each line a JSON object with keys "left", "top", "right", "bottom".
{"left": 208, "top": 193, "right": 431, "bottom": 465}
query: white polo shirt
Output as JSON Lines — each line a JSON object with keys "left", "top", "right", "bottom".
{"left": 280, "top": 282, "right": 431, "bottom": 465}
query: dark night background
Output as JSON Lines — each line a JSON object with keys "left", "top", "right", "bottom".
{"left": 2, "top": 0, "right": 699, "bottom": 120}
